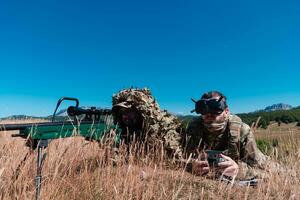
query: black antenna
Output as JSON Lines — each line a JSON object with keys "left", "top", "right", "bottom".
{"left": 217, "top": 96, "right": 224, "bottom": 102}
{"left": 190, "top": 98, "right": 198, "bottom": 113}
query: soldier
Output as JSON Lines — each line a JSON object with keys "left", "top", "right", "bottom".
{"left": 185, "top": 91, "right": 269, "bottom": 180}
{"left": 112, "top": 88, "right": 184, "bottom": 159}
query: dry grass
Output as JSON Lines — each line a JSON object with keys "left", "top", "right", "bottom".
{"left": 0, "top": 120, "right": 300, "bottom": 200}
{"left": 256, "top": 122, "right": 300, "bottom": 141}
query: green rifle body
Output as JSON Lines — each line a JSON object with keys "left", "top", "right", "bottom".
{"left": 1, "top": 121, "right": 121, "bottom": 143}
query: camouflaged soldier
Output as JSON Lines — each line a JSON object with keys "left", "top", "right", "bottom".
{"left": 185, "top": 91, "right": 269, "bottom": 180}
{"left": 112, "top": 88, "right": 184, "bottom": 158}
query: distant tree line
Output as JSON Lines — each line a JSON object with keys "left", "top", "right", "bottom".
{"left": 0, "top": 115, "right": 44, "bottom": 120}
{"left": 237, "top": 108, "right": 300, "bottom": 129}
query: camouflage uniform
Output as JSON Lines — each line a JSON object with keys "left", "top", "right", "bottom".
{"left": 112, "top": 88, "right": 184, "bottom": 158}
{"left": 185, "top": 114, "right": 269, "bottom": 180}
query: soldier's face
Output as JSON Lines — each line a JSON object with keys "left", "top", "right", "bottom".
{"left": 203, "top": 108, "right": 229, "bottom": 123}
{"left": 121, "top": 109, "right": 138, "bottom": 126}
{"left": 120, "top": 108, "right": 143, "bottom": 132}
{"left": 202, "top": 108, "right": 229, "bottom": 133}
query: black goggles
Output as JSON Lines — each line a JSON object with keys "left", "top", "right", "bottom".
{"left": 191, "top": 96, "right": 227, "bottom": 115}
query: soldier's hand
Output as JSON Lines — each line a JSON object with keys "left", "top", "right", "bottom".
{"left": 216, "top": 154, "right": 239, "bottom": 177}
{"left": 192, "top": 159, "right": 210, "bottom": 176}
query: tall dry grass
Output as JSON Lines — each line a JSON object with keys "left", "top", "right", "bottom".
{"left": 0, "top": 120, "right": 299, "bottom": 200}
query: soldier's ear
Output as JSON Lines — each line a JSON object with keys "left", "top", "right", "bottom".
{"left": 224, "top": 108, "right": 230, "bottom": 114}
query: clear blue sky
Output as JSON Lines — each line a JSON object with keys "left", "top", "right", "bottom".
{"left": 0, "top": 0, "right": 299, "bottom": 117}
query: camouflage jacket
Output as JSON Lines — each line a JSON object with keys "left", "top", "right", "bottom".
{"left": 185, "top": 114, "right": 268, "bottom": 179}
{"left": 112, "top": 88, "right": 184, "bottom": 158}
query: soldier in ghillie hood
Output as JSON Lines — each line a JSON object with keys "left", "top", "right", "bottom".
{"left": 186, "top": 91, "right": 269, "bottom": 180}
{"left": 112, "top": 88, "right": 184, "bottom": 159}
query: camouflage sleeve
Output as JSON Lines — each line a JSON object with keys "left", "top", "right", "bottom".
{"left": 184, "top": 118, "right": 204, "bottom": 157}
{"left": 163, "top": 129, "right": 184, "bottom": 159}
{"left": 236, "top": 161, "right": 266, "bottom": 180}
{"left": 237, "top": 123, "right": 268, "bottom": 179}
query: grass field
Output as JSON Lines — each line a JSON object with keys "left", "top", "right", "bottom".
{"left": 0, "top": 119, "right": 299, "bottom": 200}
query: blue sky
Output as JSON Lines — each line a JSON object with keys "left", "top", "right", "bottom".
{"left": 0, "top": 0, "right": 299, "bottom": 117}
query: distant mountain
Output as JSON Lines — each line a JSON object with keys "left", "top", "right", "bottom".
{"left": 0, "top": 115, "right": 46, "bottom": 120}
{"left": 54, "top": 109, "right": 68, "bottom": 117}
{"left": 255, "top": 103, "right": 293, "bottom": 112}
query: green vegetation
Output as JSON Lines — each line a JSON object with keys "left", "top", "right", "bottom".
{"left": 0, "top": 115, "right": 43, "bottom": 120}
{"left": 255, "top": 138, "right": 279, "bottom": 155}
{"left": 178, "top": 115, "right": 196, "bottom": 128}
{"left": 237, "top": 108, "right": 300, "bottom": 129}
{"left": 256, "top": 139, "right": 272, "bottom": 154}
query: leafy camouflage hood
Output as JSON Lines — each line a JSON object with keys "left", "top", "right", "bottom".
{"left": 112, "top": 88, "right": 182, "bottom": 137}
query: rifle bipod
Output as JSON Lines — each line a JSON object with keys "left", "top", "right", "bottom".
{"left": 35, "top": 139, "right": 48, "bottom": 200}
